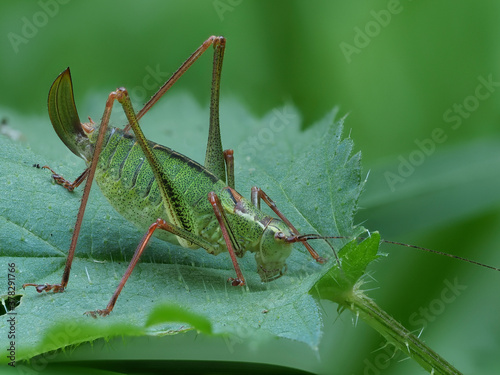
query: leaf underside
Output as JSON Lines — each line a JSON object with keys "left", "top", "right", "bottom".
{"left": 0, "top": 98, "right": 368, "bottom": 362}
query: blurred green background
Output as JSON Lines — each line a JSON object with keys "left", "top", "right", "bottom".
{"left": 1, "top": 1, "right": 500, "bottom": 374}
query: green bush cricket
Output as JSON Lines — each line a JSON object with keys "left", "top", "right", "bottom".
{"left": 22, "top": 36, "right": 335, "bottom": 317}
{"left": 22, "top": 36, "right": 499, "bottom": 318}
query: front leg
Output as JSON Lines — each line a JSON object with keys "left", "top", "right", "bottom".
{"left": 250, "top": 186, "right": 327, "bottom": 264}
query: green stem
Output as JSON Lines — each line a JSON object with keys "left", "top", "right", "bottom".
{"left": 341, "top": 290, "right": 461, "bottom": 375}
{"left": 312, "top": 233, "right": 462, "bottom": 374}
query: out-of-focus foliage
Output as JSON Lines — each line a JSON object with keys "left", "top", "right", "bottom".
{"left": 1, "top": 1, "right": 499, "bottom": 374}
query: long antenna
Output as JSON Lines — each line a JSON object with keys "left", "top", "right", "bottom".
{"left": 381, "top": 240, "right": 500, "bottom": 272}
{"left": 297, "top": 234, "right": 500, "bottom": 272}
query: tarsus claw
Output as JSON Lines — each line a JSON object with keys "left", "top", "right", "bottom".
{"left": 84, "top": 309, "right": 110, "bottom": 318}
{"left": 316, "top": 256, "right": 327, "bottom": 264}
{"left": 228, "top": 277, "right": 245, "bottom": 286}
{"left": 22, "top": 283, "right": 65, "bottom": 293}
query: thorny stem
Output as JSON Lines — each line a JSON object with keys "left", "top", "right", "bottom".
{"left": 339, "top": 290, "right": 461, "bottom": 375}
{"left": 311, "top": 234, "right": 462, "bottom": 374}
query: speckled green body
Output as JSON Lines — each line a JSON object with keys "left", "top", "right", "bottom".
{"left": 47, "top": 66, "right": 296, "bottom": 283}
{"left": 92, "top": 126, "right": 272, "bottom": 257}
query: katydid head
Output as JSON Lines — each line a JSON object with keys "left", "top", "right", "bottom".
{"left": 255, "top": 219, "right": 294, "bottom": 282}
{"left": 48, "top": 67, "right": 94, "bottom": 161}
{"left": 255, "top": 220, "right": 340, "bottom": 281}
{"left": 248, "top": 187, "right": 332, "bottom": 280}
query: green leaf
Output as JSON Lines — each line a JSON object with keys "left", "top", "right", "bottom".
{"left": 311, "top": 234, "right": 463, "bottom": 374}
{"left": 0, "top": 97, "right": 366, "bottom": 362}
{"left": 311, "top": 232, "right": 381, "bottom": 304}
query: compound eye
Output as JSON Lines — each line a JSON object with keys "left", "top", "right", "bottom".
{"left": 275, "top": 231, "right": 286, "bottom": 240}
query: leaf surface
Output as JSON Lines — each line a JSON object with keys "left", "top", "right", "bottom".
{"left": 0, "top": 97, "right": 366, "bottom": 361}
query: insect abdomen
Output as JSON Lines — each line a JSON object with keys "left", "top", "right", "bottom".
{"left": 93, "top": 127, "right": 227, "bottom": 246}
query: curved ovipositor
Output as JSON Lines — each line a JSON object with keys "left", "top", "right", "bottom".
{"left": 48, "top": 67, "right": 88, "bottom": 159}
